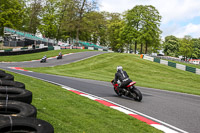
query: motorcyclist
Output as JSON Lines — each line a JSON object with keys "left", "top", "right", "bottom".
{"left": 114, "top": 66, "right": 132, "bottom": 95}
{"left": 42, "top": 55, "right": 47, "bottom": 60}
{"left": 59, "top": 51, "right": 62, "bottom": 56}
{"left": 40, "top": 55, "right": 47, "bottom": 63}
{"left": 57, "top": 51, "right": 62, "bottom": 59}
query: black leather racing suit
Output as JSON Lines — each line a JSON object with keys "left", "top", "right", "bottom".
{"left": 114, "top": 70, "right": 132, "bottom": 89}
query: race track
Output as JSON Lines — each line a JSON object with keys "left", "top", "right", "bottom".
{"left": 0, "top": 51, "right": 105, "bottom": 67}
{"left": 1, "top": 51, "right": 200, "bottom": 133}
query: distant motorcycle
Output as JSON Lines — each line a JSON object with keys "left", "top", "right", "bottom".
{"left": 111, "top": 80, "right": 142, "bottom": 102}
{"left": 57, "top": 54, "right": 62, "bottom": 59}
{"left": 40, "top": 56, "right": 47, "bottom": 63}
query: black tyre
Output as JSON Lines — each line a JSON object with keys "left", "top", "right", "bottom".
{"left": 113, "top": 87, "right": 122, "bottom": 97}
{"left": 57, "top": 55, "right": 62, "bottom": 59}
{"left": 0, "top": 70, "right": 5, "bottom": 73}
{"left": 0, "top": 87, "right": 32, "bottom": 104}
{"left": 40, "top": 59, "right": 46, "bottom": 63}
{"left": 0, "top": 73, "right": 14, "bottom": 81}
{"left": 0, "top": 116, "right": 54, "bottom": 133}
{"left": 0, "top": 79, "right": 25, "bottom": 89}
{"left": 131, "top": 87, "right": 142, "bottom": 102}
{"left": 0, "top": 100, "right": 37, "bottom": 117}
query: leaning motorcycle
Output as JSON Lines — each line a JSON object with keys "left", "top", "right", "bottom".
{"left": 111, "top": 80, "right": 142, "bottom": 102}
{"left": 57, "top": 54, "right": 62, "bottom": 59}
{"left": 40, "top": 58, "right": 46, "bottom": 63}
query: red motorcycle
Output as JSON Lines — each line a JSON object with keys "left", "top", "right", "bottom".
{"left": 111, "top": 80, "right": 142, "bottom": 102}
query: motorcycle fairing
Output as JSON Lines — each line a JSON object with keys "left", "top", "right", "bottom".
{"left": 126, "top": 82, "right": 136, "bottom": 88}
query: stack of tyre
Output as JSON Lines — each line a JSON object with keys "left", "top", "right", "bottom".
{"left": 0, "top": 69, "right": 54, "bottom": 133}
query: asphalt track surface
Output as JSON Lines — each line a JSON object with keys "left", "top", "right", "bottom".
{"left": 1, "top": 51, "right": 200, "bottom": 133}
{"left": 0, "top": 51, "right": 106, "bottom": 67}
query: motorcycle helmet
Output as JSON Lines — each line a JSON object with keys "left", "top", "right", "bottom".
{"left": 117, "top": 66, "right": 123, "bottom": 71}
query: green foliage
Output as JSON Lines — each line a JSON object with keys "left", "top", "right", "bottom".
{"left": 0, "top": 0, "right": 25, "bottom": 35}
{"left": 191, "top": 38, "right": 200, "bottom": 59}
{"left": 107, "top": 20, "right": 124, "bottom": 52}
{"left": 163, "top": 35, "right": 180, "bottom": 57}
{"left": 1, "top": 1, "right": 163, "bottom": 54}
{"left": 163, "top": 35, "right": 200, "bottom": 59}
{"left": 124, "top": 5, "right": 162, "bottom": 54}
{"left": 39, "top": 0, "right": 58, "bottom": 39}
{"left": 81, "top": 11, "right": 107, "bottom": 44}
{"left": 179, "top": 35, "right": 193, "bottom": 60}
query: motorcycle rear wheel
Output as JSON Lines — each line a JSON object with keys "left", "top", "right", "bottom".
{"left": 113, "top": 87, "right": 122, "bottom": 97}
{"left": 131, "top": 87, "right": 142, "bottom": 102}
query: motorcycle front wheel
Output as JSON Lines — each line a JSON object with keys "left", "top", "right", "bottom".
{"left": 113, "top": 87, "right": 122, "bottom": 97}
{"left": 130, "top": 87, "right": 142, "bottom": 102}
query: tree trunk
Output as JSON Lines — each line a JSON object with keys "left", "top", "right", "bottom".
{"left": 140, "top": 43, "right": 143, "bottom": 54}
{"left": 145, "top": 42, "right": 148, "bottom": 54}
{"left": 135, "top": 41, "right": 137, "bottom": 54}
{"left": 76, "top": 27, "right": 79, "bottom": 45}
{"left": 75, "top": 0, "right": 86, "bottom": 45}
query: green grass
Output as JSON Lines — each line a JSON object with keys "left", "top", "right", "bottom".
{"left": 0, "top": 49, "right": 90, "bottom": 62}
{"left": 2, "top": 70, "right": 162, "bottom": 133}
{"left": 26, "top": 53, "right": 200, "bottom": 95}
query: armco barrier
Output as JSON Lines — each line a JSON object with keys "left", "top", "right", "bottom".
{"left": 0, "top": 48, "right": 48, "bottom": 56}
{"left": 196, "top": 68, "right": 200, "bottom": 75}
{"left": 154, "top": 58, "right": 160, "bottom": 63}
{"left": 141, "top": 54, "right": 200, "bottom": 75}
{"left": 168, "top": 61, "right": 176, "bottom": 68}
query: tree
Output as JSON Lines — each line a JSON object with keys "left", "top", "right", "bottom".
{"left": 72, "top": 0, "right": 98, "bottom": 43}
{"left": 191, "top": 38, "right": 200, "bottom": 59}
{"left": 179, "top": 35, "right": 193, "bottom": 60}
{"left": 57, "top": 0, "right": 98, "bottom": 43}
{"left": 0, "top": 0, "right": 25, "bottom": 35}
{"left": 26, "top": 0, "right": 43, "bottom": 34}
{"left": 56, "top": 0, "right": 71, "bottom": 42}
{"left": 124, "top": 5, "right": 162, "bottom": 54}
{"left": 39, "top": 0, "right": 58, "bottom": 39}
{"left": 163, "top": 35, "right": 180, "bottom": 56}
{"left": 107, "top": 20, "right": 124, "bottom": 52}
{"left": 81, "top": 11, "right": 106, "bottom": 43}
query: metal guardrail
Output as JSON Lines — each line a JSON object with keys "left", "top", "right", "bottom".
{"left": 141, "top": 54, "right": 200, "bottom": 75}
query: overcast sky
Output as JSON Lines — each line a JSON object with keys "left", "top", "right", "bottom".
{"left": 98, "top": 0, "right": 200, "bottom": 39}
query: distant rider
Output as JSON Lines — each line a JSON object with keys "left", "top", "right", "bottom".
{"left": 114, "top": 66, "right": 132, "bottom": 95}
{"left": 59, "top": 51, "right": 62, "bottom": 56}
{"left": 57, "top": 51, "right": 62, "bottom": 59}
{"left": 42, "top": 55, "right": 47, "bottom": 60}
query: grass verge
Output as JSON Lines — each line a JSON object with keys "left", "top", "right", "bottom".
{"left": 26, "top": 53, "right": 200, "bottom": 95}
{"left": 0, "top": 49, "right": 90, "bottom": 62}
{"left": 2, "top": 70, "right": 162, "bottom": 133}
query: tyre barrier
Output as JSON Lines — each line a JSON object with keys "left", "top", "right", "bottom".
{"left": 0, "top": 71, "right": 54, "bottom": 132}
{"left": 0, "top": 70, "right": 5, "bottom": 73}
{"left": 0, "top": 87, "right": 32, "bottom": 104}
{"left": 0, "top": 100, "right": 37, "bottom": 117}
{"left": 0, "top": 73, "right": 14, "bottom": 81}
{"left": 0, "top": 79, "right": 25, "bottom": 89}
{"left": 0, "top": 116, "right": 54, "bottom": 133}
